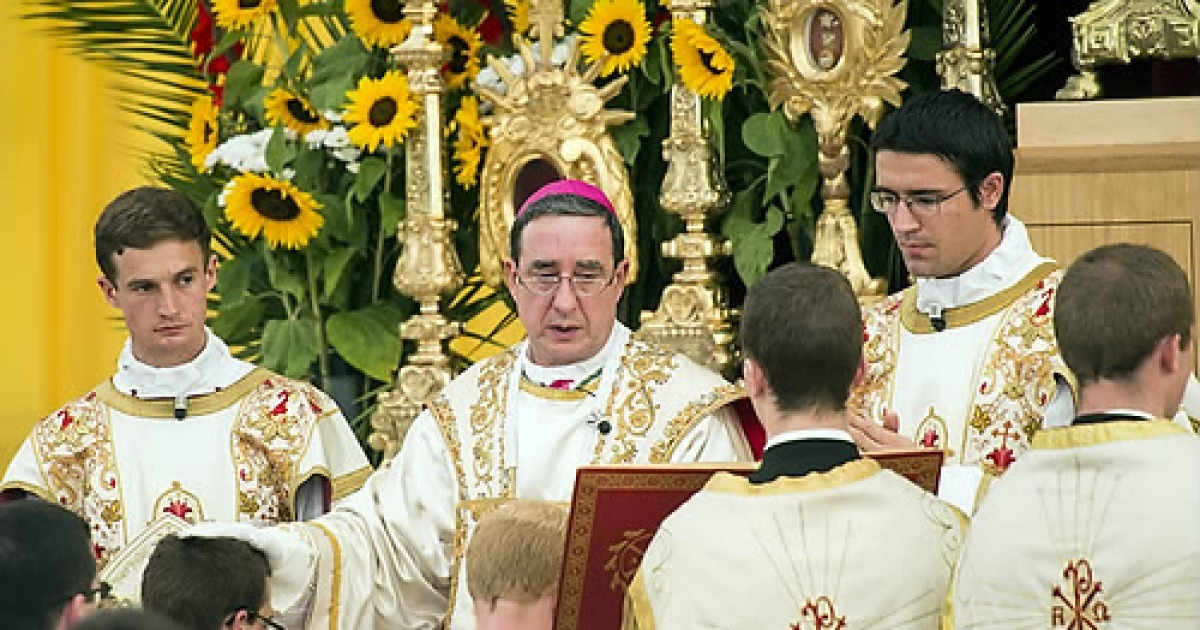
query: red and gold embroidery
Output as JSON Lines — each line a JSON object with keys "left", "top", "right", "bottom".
{"left": 152, "top": 481, "right": 206, "bottom": 524}
{"left": 793, "top": 596, "right": 846, "bottom": 630}
{"left": 1051, "top": 558, "right": 1111, "bottom": 628}
{"left": 232, "top": 377, "right": 329, "bottom": 522}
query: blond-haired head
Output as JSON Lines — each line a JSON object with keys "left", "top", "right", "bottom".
{"left": 466, "top": 500, "right": 569, "bottom": 604}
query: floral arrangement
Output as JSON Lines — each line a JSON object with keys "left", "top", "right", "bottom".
{"left": 25, "top": 0, "right": 1054, "bottom": 440}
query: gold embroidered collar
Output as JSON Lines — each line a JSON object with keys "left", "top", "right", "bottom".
{"left": 703, "top": 458, "right": 881, "bottom": 495}
{"left": 1031, "top": 419, "right": 1188, "bottom": 450}
{"left": 900, "top": 261, "right": 1059, "bottom": 334}
{"left": 518, "top": 373, "right": 601, "bottom": 401}
{"left": 93, "top": 367, "right": 272, "bottom": 418}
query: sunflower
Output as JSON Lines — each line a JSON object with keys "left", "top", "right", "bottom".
{"left": 223, "top": 173, "right": 324, "bottom": 249}
{"left": 343, "top": 70, "right": 420, "bottom": 152}
{"left": 185, "top": 95, "right": 220, "bottom": 170}
{"left": 451, "top": 96, "right": 488, "bottom": 188}
{"left": 264, "top": 89, "right": 330, "bottom": 136}
{"left": 504, "top": 0, "right": 530, "bottom": 35}
{"left": 671, "top": 19, "right": 736, "bottom": 100}
{"left": 346, "top": 0, "right": 413, "bottom": 48}
{"left": 434, "top": 14, "right": 483, "bottom": 90}
{"left": 211, "top": 0, "right": 278, "bottom": 30}
{"left": 579, "top": 0, "right": 651, "bottom": 76}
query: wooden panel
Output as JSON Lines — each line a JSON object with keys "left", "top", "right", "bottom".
{"left": 1017, "top": 97, "right": 1200, "bottom": 147}
{"left": 1025, "top": 222, "right": 1194, "bottom": 282}
{"left": 1011, "top": 169, "right": 1200, "bottom": 224}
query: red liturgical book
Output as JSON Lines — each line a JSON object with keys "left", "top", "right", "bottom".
{"left": 553, "top": 449, "right": 944, "bottom": 630}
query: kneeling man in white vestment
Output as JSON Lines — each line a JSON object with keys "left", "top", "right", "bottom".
{"left": 189, "top": 179, "right": 753, "bottom": 629}
{"left": 953, "top": 243, "right": 1200, "bottom": 627}
{"left": 625, "top": 263, "right": 965, "bottom": 629}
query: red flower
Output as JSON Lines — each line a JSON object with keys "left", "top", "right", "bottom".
{"left": 477, "top": 10, "right": 503, "bottom": 45}
{"left": 986, "top": 445, "right": 1016, "bottom": 472}
{"left": 164, "top": 500, "right": 193, "bottom": 519}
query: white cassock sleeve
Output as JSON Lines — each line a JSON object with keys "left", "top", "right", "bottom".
{"left": 667, "top": 404, "right": 753, "bottom": 464}
{"left": 281, "top": 409, "right": 456, "bottom": 629}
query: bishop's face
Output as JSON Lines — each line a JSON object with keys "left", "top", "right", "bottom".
{"left": 504, "top": 214, "right": 628, "bottom": 367}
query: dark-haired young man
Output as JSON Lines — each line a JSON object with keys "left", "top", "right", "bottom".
{"left": 953, "top": 243, "right": 1200, "bottom": 625}
{"left": 189, "top": 179, "right": 752, "bottom": 629}
{"left": 1, "top": 187, "right": 370, "bottom": 591}
{"left": 0, "top": 500, "right": 103, "bottom": 630}
{"left": 625, "top": 263, "right": 964, "bottom": 629}
{"left": 847, "top": 89, "right": 1076, "bottom": 512}
{"left": 143, "top": 535, "right": 280, "bottom": 630}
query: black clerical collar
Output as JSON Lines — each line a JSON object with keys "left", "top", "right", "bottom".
{"left": 1072, "top": 410, "right": 1156, "bottom": 426}
{"left": 749, "top": 437, "right": 861, "bottom": 485}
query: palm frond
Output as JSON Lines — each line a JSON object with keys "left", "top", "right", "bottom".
{"left": 23, "top": 0, "right": 209, "bottom": 147}
{"left": 986, "top": 0, "right": 1060, "bottom": 101}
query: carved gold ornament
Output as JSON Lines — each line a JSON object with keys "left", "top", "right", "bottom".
{"left": 936, "top": 0, "right": 1004, "bottom": 114}
{"left": 637, "top": 0, "right": 737, "bottom": 375}
{"left": 369, "top": 0, "right": 465, "bottom": 461}
{"left": 762, "top": 0, "right": 909, "bottom": 297}
{"left": 1058, "top": 0, "right": 1200, "bottom": 100}
{"left": 474, "top": 0, "right": 638, "bottom": 286}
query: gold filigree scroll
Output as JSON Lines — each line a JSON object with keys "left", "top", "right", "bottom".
{"left": 636, "top": 0, "right": 736, "bottom": 374}
{"left": 369, "top": 1, "right": 465, "bottom": 461}
{"left": 474, "top": 0, "right": 638, "bottom": 287}
{"left": 936, "top": 0, "right": 1004, "bottom": 114}
{"left": 762, "top": 0, "right": 910, "bottom": 297}
{"left": 1057, "top": 0, "right": 1200, "bottom": 100}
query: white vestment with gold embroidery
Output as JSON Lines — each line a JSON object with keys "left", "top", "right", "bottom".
{"left": 626, "top": 461, "right": 965, "bottom": 629}
{"left": 850, "top": 217, "right": 1072, "bottom": 512}
{"left": 0, "top": 330, "right": 371, "bottom": 583}
{"left": 953, "top": 420, "right": 1200, "bottom": 628}
{"left": 285, "top": 324, "right": 751, "bottom": 629}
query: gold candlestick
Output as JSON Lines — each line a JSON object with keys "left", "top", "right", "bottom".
{"left": 937, "top": 0, "right": 1005, "bottom": 114}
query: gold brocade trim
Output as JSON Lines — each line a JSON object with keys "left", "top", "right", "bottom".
{"left": 1031, "top": 419, "right": 1187, "bottom": 450}
{"left": 93, "top": 367, "right": 274, "bottom": 418}
{"left": 624, "top": 569, "right": 655, "bottom": 630}
{"left": 308, "top": 522, "right": 342, "bottom": 630}
{"left": 648, "top": 384, "right": 747, "bottom": 463}
{"left": 899, "top": 262, "right": 1060, "bottom": 334}
{"left": 0, "top": 480, "right": 52, "bottom": 501}
{"left": 518, "top": 377, "right": 599, "bottom": 401}
{"left": 972, "top": 472, "right": 996, "bottom": 515}
{"left": 704, "top": 459, "right": 882, "bottom": 495}
{"left": 329, "top": 466, "right": 372, "bottom": 499}
{"left": 428, "top": 397, "right": 470, "bottom": 630}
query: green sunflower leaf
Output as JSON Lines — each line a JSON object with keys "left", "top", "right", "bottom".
{"left": 309, "top": 35, "right": 369, "bottom": 111}
{"left": 612, "top": 117, "right": 650, "bottom": 166}
{"left": 326, "top": 304, "right": 404, "bottom": 382}
{"left": 323, "top": 248, "right": 358, "bottom": 301}
{"left": 216, "top": 253, "right": 254, "bottom": 308}
{"left": 721, "top": 191, "right": 783, "bottom": 287}
{"left": 211, "top": 297, "right": 265, "bottom": 346}
{"left": 352, "top": 157, "right": 388, "bottom": 203}
{"left": 742, "top": 112, "right": 788, "bottom": 158}
{"left": 265, "top": 126, "right": 297, "bottom": 173}
{"left": 262, "top": 318, "right": 320, "bottom": 377}
{"left": 379, "top": 191, "right": 407, "bottom": 239}
{"left": 224, "top": 60, "right": 265, "bottom": 111}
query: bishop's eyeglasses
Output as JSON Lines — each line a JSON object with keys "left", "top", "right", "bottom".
{"left": 516, "top": 271, "right": 616, "bottom": 297}
{"left": 869, "top": 186, "right": 968, "bottom": 216}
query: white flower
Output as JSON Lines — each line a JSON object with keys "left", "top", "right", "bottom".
{"left": 346, "top": 161, "right": 361, "bottom": 174}
{"left": 205, "top": 128, "right": 282, "bottom": 173}
{"left": 322, "top": 110, "right": 344, "bottom": 123}
{"left": 217, "top": 179, "right": 237, "bottom": 207}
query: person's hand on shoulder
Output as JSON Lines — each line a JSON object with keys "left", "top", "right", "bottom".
{"left": 848, "top": 409, "right": 918, "bottom": 451}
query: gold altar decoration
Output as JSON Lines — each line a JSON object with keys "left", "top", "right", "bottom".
{"left": 474, "top": 0, "right": 639, "bottom": 287}
{"left": 636, "top": 0, "right": 737, "bottom": 375}
{"left": 369, "top": 0, "right": 465, "bottom": 461}
{"left": 762, "top": 0, "right": 909, "bottom": 297}
{"left": 936, "top": 0, "right": 1004, "bottom": 114}
{"left": 1057, "top": 0, "right": 1200, "bottom": 100}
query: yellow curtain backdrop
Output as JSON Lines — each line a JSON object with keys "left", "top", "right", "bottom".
{"left": 0, "top": 3, "right": 147, "bottom": 468}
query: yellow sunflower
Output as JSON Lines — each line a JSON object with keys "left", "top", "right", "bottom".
{"left": 504, "top": 0, "right": 530, "bottom": 34}
{"left": 223, "top": 173, "right": 324, "bottom": 249}
{"left": 451, "top": 96, "right": 488, "bottom": 188}
{"left": 671, "top": 19, "right": 736, "bottom": 100}
{"left": 185, "top": 95, "right": 219, "bottom": 170}
{"left": 264, "top": 88, "right": 330, "bottom": 135}
{"left": 434, "top": 14, "right": 483, "bottom": 90}
{"left": 579, "top": 0, "right": 651, "bottom": 76}
{"left": 343, "top": 70, "right": 420, "bottom": 152}
{"left": 211, "top": 0, "right": 278, "bottom": 30}
{"left": 346, "top": 0, "right": 413, "bottom": 48}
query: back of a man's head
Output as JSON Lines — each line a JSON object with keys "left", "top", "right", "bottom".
{"left": 467, "top": 500, "right": 568, "bottom": 629}
{"left": 0, "top": 500, "right": 97, "bottom": 630}
{"left": 1056, "top": 243, "right": 1194, "bottom": 385}
{"left": 94, "top": 187, "right": 212, "bottom": 283}
{"left": 72, "top": 609, "right": 185, "bottom": 630}
{"left": 141, "top": 536, "right": 269, "bottom": 630}
{"left": 741, "top": 263, "right": 863, "bottom": 415}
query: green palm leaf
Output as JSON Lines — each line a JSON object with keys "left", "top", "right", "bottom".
{"left": 23, "top": 0, "right": 209, "bottom": 146}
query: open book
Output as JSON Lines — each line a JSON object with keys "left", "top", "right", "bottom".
{"left": 554, "top": 449, "right": 944, "bottom": 630}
